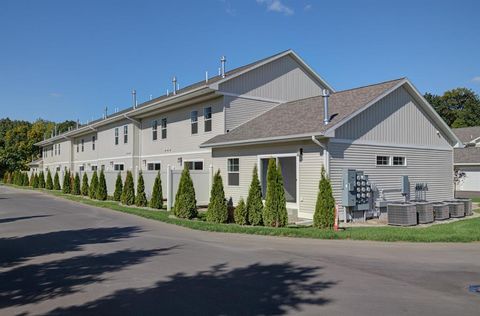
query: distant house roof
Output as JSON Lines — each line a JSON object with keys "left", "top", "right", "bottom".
{"left": 452, "top": 126, "right": 480, "bottom": 144}
{"left": 201, "top": 78, "right": 405, "bottom": 147}
{"left": 28, "top": 158, "right": 42, "bottom": 166}
{"left": 454, "top": 147, "right": 480, "bottom": 165}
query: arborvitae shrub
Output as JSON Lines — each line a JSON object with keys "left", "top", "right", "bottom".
{"left": 53, "top": 172, "right": 61, "bottom": 190}
{"left": 23, "top": 173, "right": 29, "bottom": 186}
{"left": 135, "top": 172, "right": 147, "bottom": 207}
{"left": 29, "top": 172, "right": 34, "bottom": 186}
{"left": 45, "top": 170, "right": 53, "bottom": 190}
{"left": 96, "top": 170, "right": 107, "bottom": 201}
{"left": 149, "top": 172, "right": 163, "bottom": 209}
{"left": 32, "top": 173, "right": 39, "bottom": 188}
{"left": 2, "top": 171, "right": 9, "bottom": 183}
{"left": 62, "top": 170, "right": 71, "bottom": 194}
{"left": 113, "top": 173, "right": 123, "bottom": 202}
{"left": 262, "top": 159, "right": 288, "bottom": 227}
{"left": 81, "top": 173, "right": 89, "bottom": 196}
{"left": 234, "top": 197, "right": 248, "bottom": 225}
{"left": 73, "top": 173, "right": 81, "bottom": 195}
{"left": 173, "top": 166, "right": 197, "bottom": 219}
{"left": 38, "top": 171, "right": 45, "bottom": 188}
{"left": 121, "top": 171, "right": 135, "bottom": 205}
{"left": 313, "top": 166, "right": 336, "bottom": 229}
{"left": 247, "top": 165, "right": 263, "bottom": 226}
{"left": 206, "top": 170, "right": 228, "bottom": 223}
{"left": 89, "top": 171, "right": 98, "bottom": 199}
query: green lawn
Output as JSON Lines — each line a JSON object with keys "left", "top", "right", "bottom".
{"left": 3, "top": 184, "right": 480, "bottom": 242}
{"left": 471, "top": 197, "right": 480, "bottom": 203}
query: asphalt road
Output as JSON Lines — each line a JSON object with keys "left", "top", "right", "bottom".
{"left": 0, "top": 186, "right": 479, "bottom": 316}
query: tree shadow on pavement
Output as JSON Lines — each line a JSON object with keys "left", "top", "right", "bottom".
{"left": 0, "top": 214, "right": 52, "bottom": 224}
{"left": 46, "top": 261, "right": 336, "bottom": 316}
{"left": 0, "top": 246, "right": 179, "bottom": 308}
{"left": 0, "top": 226, "right": 143, "bottom": 268}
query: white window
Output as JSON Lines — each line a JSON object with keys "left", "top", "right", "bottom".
{"left": 115, "top": 128, "right": 119, "bottom": 145}
{"left": 392, "top": 156, "right": 406, "bottom": 166}
{"left": 191, "top": 111, "right": 198, "bottom": 134}
{"left": 56, "top": 166, "right": 60, "bottom": 172}
{"left": 51, "top": 146, "right": 53, "bottom": 156}
{"left": 76, "top": 140, "right": 79, "bottom": 153}
{"left": 227, "top": 158, "right": 240, "bottom": 186}
{"left": 114, "top": 163, "right": 124, "bottom": 171}
{"left": 147, "top": 162, "right": 161, "bottom": 171}
{"left": 92, "top": 136, "right": 96, "bottom": 151}
{"left": 81, "top": 139, "right": 84, "bottom": 152}
{"left": 376, "top": 156, "right": 390, "bottom": 166}
{"left": 184, "top": 160, "right": 203, "bottom": 171}
{"left": 91, "top": 165, "right": 98, "bottom": 171}
{"left": 123, "top": 125, "right": 128, "bottom": 144}
{"left": 152, "top": 120, "right": 158, "bottom": 141}
{"left": 204, "top": 107, "right": 212, "bottom": 132}
{"left": 79, "top": 165, "right": 85, "bottom": 172}
{"left": 161, "top": 118, "right": 167, "bottom": 139}
{"left": 58, "top": 143, "right": 60, "bottom": 155}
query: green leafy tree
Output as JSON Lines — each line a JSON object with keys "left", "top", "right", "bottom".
{"left": 234, "top": 198, "right": 248, "bottom": 225}
{"left": 62, "top": 170, "right": 71, "bottom": 194}
{"left": 262, "top": 159, "right": 288, "bottom": 227}
{"left": 206, "top": 170, "right": 228, "bottom": 223}
{"left": 32, "top": 173, "right": 39, "bottom": 188}
{"left": 2, "top": 171, "right": 9, "bottom": 183}
{"left": 38, "top": 171, "right": 45, "bottom": 188}
{"left": 45, "top": 170, "right": 53, "bottom": 190}
{"left": 81, "top": 173, "right": 89, "bottom": 196}
{"left": 313, "top": 167, "right": 336, "bottom": 229}
{"left": 53, "top": 171, "right": 61, "bottom": 190}
{"left": 89, "top": 171, "right": 98, "bottom": 199}
{"left": 113, "top": 173, "right": 123, "bottom": 201}
{"left": 247, "top": 165, "right": 263, "bottom": 226}
{"left": 121, "top": 171, "right": 135, "bottom": 205}
{"left": 22, "top": 172, "right": 28, "bottom": 186}
{"left": 149, "top": 172, "right": 163, "bottom": 209}
{"left": 72, "top": 173, "right": 81, "bottom": 195}
{"left": 173, "top": 166, "right": 197, "bottom": 219}
{"left": 135, "top": 172, "right": 147, "bottom": 207}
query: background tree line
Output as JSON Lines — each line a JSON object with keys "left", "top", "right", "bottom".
{"left": 0, "top": 87, "right": 479, "bottom": 177}
{"left": 0, "top": 118, "right": 76, "bottom": 176}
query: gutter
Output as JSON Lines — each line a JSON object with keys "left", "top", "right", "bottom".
{"left": 311, "top": 135, "right": 330, "bottom": 176}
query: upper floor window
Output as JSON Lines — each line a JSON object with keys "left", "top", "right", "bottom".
{"left": 51, "top": 146, "right": 53, "bottom": 156}
{"left": 81, "top": 139, "right": 84, "bottom": 152}
{"left": 54, "top": 144, "right": 57, "bottom": 156}
{"left": 115, "top": 128, "right": 119, "bottom": 145}
{"left": 184, "top": 160, "right": 203, "bottom": 171}
{"left": 123, "top": 125, "right": 128, "bottom": 144}
{"left": 191, "top": 111, "right": 198, "bottom": 134}
{"left": 161, "top": 118, "right": 167, "bottom": 139}
{"left": 152, "top": 120, "right": 158, "bottom": 141}
{"left": 58, "top": 144, "right": 60, "bottom": 155}
{"left": 76, "top": 140, "right": 79, "bottom": 153}
{"left": 92, "top": 136, "right": 96, "bottom": 151}
{"left": 204, "top": 107, "right": 212, "bottom": 132}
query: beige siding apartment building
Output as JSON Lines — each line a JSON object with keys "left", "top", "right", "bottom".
{"left": 34, "top": 50, "right": 461, "bottom": 220}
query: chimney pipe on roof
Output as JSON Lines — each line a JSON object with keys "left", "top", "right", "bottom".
{"left": 172, "top": 76, "right": 177, "bottom": 95}
{"left": 322, "top": 89, "right": 330, "bottom": 125}
{"left": 132, "top": 89, "right": 137, "bottom": 109}
{"left": 220, "top": 56, "right": 226, "bottom": 78}
{"left": 104, "top": 106, "right": 108, "bottom": 119}
{"left": 76, "top": 119, "right": 79, "bottom": 129}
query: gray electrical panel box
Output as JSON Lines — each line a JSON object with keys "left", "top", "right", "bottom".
{"left": 342, "top": 169, "right": 372, "bottom": 211}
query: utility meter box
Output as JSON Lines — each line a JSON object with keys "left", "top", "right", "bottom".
{"left": 342, "top": 169, "right": 356, "bottom": 207}
{"left": 342, "top": 169, "right": 372, "bottom": 211}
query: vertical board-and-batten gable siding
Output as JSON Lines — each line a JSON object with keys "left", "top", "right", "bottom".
{"left": 219, "top": 55, "right": 326, "bottom": 102}
{"left": 212, "top": 141, "right": 324, "bottom": 219}
{"left": 224, "top": 96, "right": 279, "bottom": 131}
{"left": 334, "top": 86, "right": 452, "bottom": 148}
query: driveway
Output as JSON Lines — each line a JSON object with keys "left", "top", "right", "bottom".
{"left": 0, "top": 185, "right": 479, "bottom": 316}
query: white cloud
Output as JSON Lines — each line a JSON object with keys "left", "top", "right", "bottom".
{"left": 219, "top": 0, "right": 236, "bottom": 16}
{"left": 304, "top": 4, "right": 312, "bottom": 11}
{"left": 49, "top": 92, "right": 62, "bottom": 97}
{"left": 256, "top": 0, "right": 294, "bottom": 16}
{"left": 471, "top": 76, "right": 480, "bottom": 83}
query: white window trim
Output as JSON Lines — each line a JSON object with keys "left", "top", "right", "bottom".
{"left": 115, "top": 128, "right": 119, "bottom": 145}
{"left": 375, "top": 155, "right": 407, "bottom": 167}
{"left": 257, "top": 153, "right": 299, "bottom": 210}
{"left": 183, "top": 159, "right": 204, "bottom": 171}
{"left": 91, "top": 164, "right": 98, "bottom": 171}
{"left": 161, "top": 118, "right": 167, "bottom": 139}
{"left": 392, "top": 156, "right": 407, "bottom": 167}
{"left": 375, "top": 155, "right": 391, "bottom": 167}
{"left": 226, "top": 157, "right": 240, "bottom": 187}
{"left": 204, "top": 106, "right": 212, "bottom": 133}
{"left": 114, "top": 163, "right": 125, "bottom": 171}
{"left": 190, "top": 110, "right": 199, "bottom": 136}
{"left": 123, "top": 125, "right": 128, "bottom": 144}
{"left": 147, "top": 161, "right": 162, "bottom": 171}
{"left": 152, "top": 120, "right": 158, "bottom": 141}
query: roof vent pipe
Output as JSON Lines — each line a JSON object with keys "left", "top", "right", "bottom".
{"left": 220, "top": 56, "right": 226, "bottom": 78}
{"left": 322, "top": 89, "right": 330, "bottom": 125}
{"left": 205, "top": 71, "right": 208, "bottom": 83}
{"left": 172, "top": 76, "right": 177, "bottom": 95}
{"left": 104, "top": 106, "right": 108, "bottom": 119}
{"left": 132, "top": 89, "right": 137, "bottom": 109}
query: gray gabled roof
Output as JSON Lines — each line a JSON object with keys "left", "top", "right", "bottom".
{"left": 454, "top": 147, "right": 480, "bottom": 164}
{"left": 452, "top": 126, "right": 480, "bottom": 144}
{"left": 201, "top": 78, "right": 405, "bottom": 147}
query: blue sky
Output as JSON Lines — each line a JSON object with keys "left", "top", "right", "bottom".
{"left": 0, "top": 0, "right": 479, "bottom": 123}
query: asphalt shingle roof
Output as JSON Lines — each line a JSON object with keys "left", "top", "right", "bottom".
{"left": 202, "top": 78, "right": 405, "bottom": 146}
{"left": 452, "top": 126, "right": 480, "bottom": 144}
{"left": 454, "top": 147, "right": 480, "bottom": 164}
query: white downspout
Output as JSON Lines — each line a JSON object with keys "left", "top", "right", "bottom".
{"left": 311, "top": 135, "right": 329, "bottom": 176}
